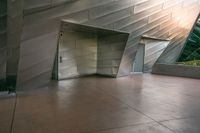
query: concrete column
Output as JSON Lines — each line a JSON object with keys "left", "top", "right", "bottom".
{"left": 6, "top": 0, "right": 23, "bottom": 88}
{"left": 0, "top": 0, "right": 7, "bottom": 81}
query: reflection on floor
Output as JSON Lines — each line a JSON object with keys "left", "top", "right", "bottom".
{"left": 1, "top": 74, "right": 200, "bottom": 133}
{"left": 0, "top": 93, "right": 15, "bottom": 133}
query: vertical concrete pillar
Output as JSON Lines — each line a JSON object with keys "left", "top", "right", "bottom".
{"left": 0, "top": 0, "right": 7, "bottom": 80}
{"left": 6, "top": 0, "right": 23, "bottom": 89}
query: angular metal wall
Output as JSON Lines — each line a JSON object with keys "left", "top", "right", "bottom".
{"left": 58, "top": 29, "right": 97, "bottom": 79}
{"left": 17, "top": 0, "right": 200, "bottom": 89}
{"left": 97, "top": 33, "right": 128, "bottom": 76}
{"left": 56, "top": 22, "right": 128, "bottom": 79}
{"left": 142, "top": 38, "right": 170, "bottom": 72}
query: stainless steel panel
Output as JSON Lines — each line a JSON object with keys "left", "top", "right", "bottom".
{"left": 133, "top": 44, "right": 144, "bottom": 72}
{"left": 52, "top": 0, "right": 73, "bottom": 5}
{"left": 24, "top": 0, "right": 51, "bottom": 10}
{"left": 62, "top": 10, "right": 89, "bottom": 24}
{"left": 117, "top": 44, "right": 138, "bottom": 77}
{"left": 23, "top": 0, "right": 113, "bottom": 25}
{"left": 85, "top": 8, "right": 132, "bottom": 28}
{"left": 113, "top": 4, "right": 163, "bottom": 30}
{"left": 97, "top": 34, "right": 128, "bottom": 76}
{"left": 143, "top": 39, "right": 170, "bottom": 72}
{"left": 134, "top": 0, "right": 164, "bottom": 13}
{"left": 16, "top": 0, "right": 200, "bottom": 89}
{"left": 17, "top": 31, "right": 59, "bottom": 88}
{"left": 120, "top": 17, "right": 149, "bottom": 32}
{"left": 56, "top": 22, "right": 129, "bottom": 79}
{"left": 164, "top": 0, "right": 182, "bottom": 9}
{"left": 89, "top": 0, "right": 132, "bottom": 19}
{"left": 58, "top": 30, "right": 97, "bottom": 79}
{"left": 22, "top": 19, "right": 59, "bottom": 41}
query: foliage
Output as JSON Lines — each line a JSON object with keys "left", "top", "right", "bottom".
{"left": 177, "top": 60, "right": 200, "bottom": 66}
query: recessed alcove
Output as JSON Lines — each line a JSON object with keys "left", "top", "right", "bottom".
{"left": 133, "top": 36, "right": 170, "bottom": 73}
{"left": 53, "top": 21, "right": 129, "bottom": 80}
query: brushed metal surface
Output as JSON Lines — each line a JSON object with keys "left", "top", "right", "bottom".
{"left": 143, "top": 39, "right": 170, "bottom": 72}
{"left": 132, "top": 38, "right": 169, "bottom": 73}
{"left": 58, "top": 30, "right": 97, "bottom": 79}
{"left": 56, "top": 22, "right": 129, "bottom": 79}
{"left": 97, "top": 33, "right": 128, "bottom": 76}
{"left": 133, "top": 44, "right": 144, "bottom": 72}
{"left": 16, "top": 0, "right": 200, "bottom": 89}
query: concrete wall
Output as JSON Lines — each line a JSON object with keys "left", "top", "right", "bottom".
{"left": 7, "top": 0, "right": 23, "bottom": 87}
{"left": 17, "top": 0, "right": 200, "bottom": 89}
{"left": 152, "top": 63, "right": 200, "bottom": 79}
{"left": 0, "top": 0, "right": 7, "bottom": 80}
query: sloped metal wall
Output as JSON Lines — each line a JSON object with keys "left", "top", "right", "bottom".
{"left": 97, "top": 33, "right": 128, "bottom": 76}
{"left": 132, "top": 38, "right": 170, "bottom": 73}
{"left": 142, "top": 39, "right": 170, "bottom": 72}
{"left": 17, "top": 0, "right": 200, "bottom": 89}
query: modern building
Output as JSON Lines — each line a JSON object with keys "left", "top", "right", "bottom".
{"left": 0, "top": 0, "right": 200, "bottom": 132}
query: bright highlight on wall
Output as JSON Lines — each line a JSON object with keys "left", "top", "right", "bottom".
{"left": 172, "top": 8, "right": 198, "bottom": 30}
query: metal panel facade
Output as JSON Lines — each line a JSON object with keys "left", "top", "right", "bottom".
{"left": 17, "top": 0, "right": 200, "bottom": 89}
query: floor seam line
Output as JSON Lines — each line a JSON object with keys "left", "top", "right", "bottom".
{"left": 83, "top": 121, "right": 155, "bottom": 133}
{"left": 158, "top": 116, "right": 200, "bottom": 123}
{"left": 9, "top": 93, "right": 18, "bottom": 133}
{"left": 96, "top": 86, "right": 177, "bottom": 133}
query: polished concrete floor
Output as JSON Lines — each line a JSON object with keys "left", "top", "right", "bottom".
{"left": 1, "top": 74, "right": 200, "bottom": 133}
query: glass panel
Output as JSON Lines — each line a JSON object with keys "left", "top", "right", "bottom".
{"left": 177, "top": 14, "right": 200, "bottom": 66}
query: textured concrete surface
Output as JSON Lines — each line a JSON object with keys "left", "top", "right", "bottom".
{"left": 0, "top": 0, "right": 7, "bottom": 81}
{"left": 152, "top": 63, "right": 200, "bottom": 79}
{"left": 1, "top": 74, "right": 200, "bottom": 133}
